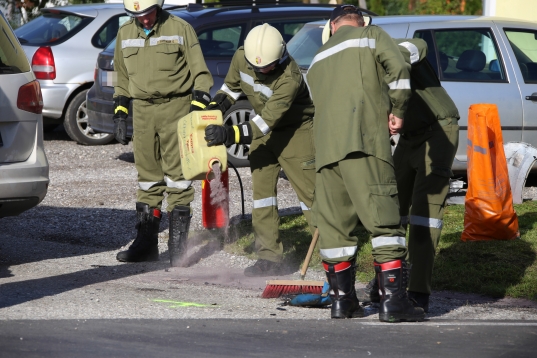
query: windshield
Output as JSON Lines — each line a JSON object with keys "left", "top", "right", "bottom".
{"left": 14, "top": 13, "right": 89, "bottom": 46}
{"left": 287, "top": 24, "right": 324, "bottom": 69}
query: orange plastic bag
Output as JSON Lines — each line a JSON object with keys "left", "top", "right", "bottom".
{"left": 461, "top": 104, "right": 520, "bottom": 242}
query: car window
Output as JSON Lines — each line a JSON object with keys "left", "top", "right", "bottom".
{"left": 415, "top": 28, "right": 505, "bottom": 82}
{"left": 92, "top": 15, "right": 130, "bottom": 49}
{"left": 286, "top": 24, "right": 323, "bottom": 68}
{"left": 197, "top": 24, "right": 245, "bottom": 57}
{"left": 259, "top": 20, "right": 317, "bottom": 43}
{"left": 14, "top": 13, "right": 90, "bottom": 46}
{"left": 504, "top": 29, "right": 537, "bottom": 84}
{"left": 0, "top": 17, "right": 30, "bottom": 74}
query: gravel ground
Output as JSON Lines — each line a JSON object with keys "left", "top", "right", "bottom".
{"left": 1, "top": 128, "right": 536, "bottom": 321}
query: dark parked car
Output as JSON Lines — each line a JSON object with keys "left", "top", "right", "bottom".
{"left": 87, "top": 2, "right": 374, "bottom": 166}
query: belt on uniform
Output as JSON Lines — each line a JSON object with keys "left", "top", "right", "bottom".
{"left": 141, "top": 95, "right": 185, "bottom": 104}
{"left": 401, "top": 118, "right": 455, "bottom": 138}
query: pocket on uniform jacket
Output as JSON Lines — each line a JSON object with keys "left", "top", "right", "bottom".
{"left": 122, "top": 47, "right": 139, "bottom": 76}
{"left": 369, "top": 184, "right": 401, "bottom": 227}
{"left": 155, "top": 44, "right": 180, "bottom": 71}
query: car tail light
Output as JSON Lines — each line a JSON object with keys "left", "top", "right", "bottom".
{"left": 18, "top": 80, "right": 44, "bottom": 114}
{"left": 94, "top": 62, "right": 98, "bottom": 81}
{"left": 32, "top": 47, "right": 56, "bottom": 80}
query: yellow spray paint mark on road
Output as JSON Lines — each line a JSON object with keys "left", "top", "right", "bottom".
{"left": 153, "top": 299, "right": 215, "bottom": 308}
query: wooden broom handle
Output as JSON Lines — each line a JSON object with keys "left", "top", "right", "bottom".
{"left": 300, "top": 228, "right": 319, "bottom": 280}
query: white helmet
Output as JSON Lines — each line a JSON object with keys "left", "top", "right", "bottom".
{"left": 244, "top": 24, "right": 286, "bottom": 71}
{"left": 124, "top": 0, "right": 164, "bottom": 17}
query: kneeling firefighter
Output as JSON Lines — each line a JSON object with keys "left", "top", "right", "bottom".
{"left": 204, "top": 24, "right": 316, "bottom": 277}
{"left": 113, "top": 0, "right": 213, "bottom": 264}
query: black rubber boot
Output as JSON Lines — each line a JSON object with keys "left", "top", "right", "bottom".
{"left": 323, "top": 261, "right": 364, "bottom": 319}
{"left": 168, "top": 205, "right": 191, "bottom": 267}
{"left": 356, "top": 277, "right": 380, "bottom": 304}
{"left": 244, "top": 259, "right": 283, "bottom": 277}
{"left": 117, "top": 202, "right": 161, "bottom": 262}
{"left": 408, "top": 291, "right": 430, "bottom": 313}
{"left": 376, "top": 260, "right": 425, "bottom": 322}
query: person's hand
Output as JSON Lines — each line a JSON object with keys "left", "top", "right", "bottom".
{"left": 389, "top": 113, "right": 404, "bottom": 135}
{"left": 205, "top": 124, "right": 234, "bottom": 147}
{"left": 189, "top": 90, "right": 211, "bottom": 113}
{"left": 113, "top": 112, "right": 128, "bottom": 145}
{"left": 205, "top": 93, "right": 232, "bottom": 113}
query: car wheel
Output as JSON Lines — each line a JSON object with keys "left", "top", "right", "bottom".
{"left": 223, "top": 100, "right": 253, "bottom": 168}
{"left": 63, "top": 89, "right": 115, "bottom": 146}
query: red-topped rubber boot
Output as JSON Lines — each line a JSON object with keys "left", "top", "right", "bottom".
{"left": 323, "top": 261, "right": 364, "bottom": 319}
{"left": 376, "top": 259, "right": 425, "bottom": 322}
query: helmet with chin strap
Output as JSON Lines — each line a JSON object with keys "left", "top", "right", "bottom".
{"left": 123, "top": 0, "right": 164, "bottom": 17}
{"left": 244, "top": 24, "right": 287, "bottom": 72}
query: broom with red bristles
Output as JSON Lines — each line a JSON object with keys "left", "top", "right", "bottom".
{"left": 261, "top": 228, "right": 325, "bottom": 298}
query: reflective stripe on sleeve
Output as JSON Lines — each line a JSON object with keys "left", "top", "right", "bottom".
{"left": 220, "top": 83, "right": 242, "bottom": 100}
{"left": 251, "top": 114, "right": 270, "bottom": 135}
{"left": 309, "top": 38, "right": 376, "bottom": 69}
{"left": 149, "top": 35, "right": 183, "bottom": 46}
{"left": 253, "top": 197, "right": 277, "bottom": 209}
{"left": 122, "top": 39, "right": 145, "bottom": 48}
{"left": 388, "top": 79, "right": 411, "bottom": 90}
{"left": 371, "top": 236, "right": 406, "bottom": 248}
{"left": 410, "top": 215, "right": 443, "bottom": 229}
{"left": 164, "top": 176, "right": 192, "bottom": 190}
{"left": 319, "top": 246, "right": 357, "bottom": 260}
{"left": 240, "top": 72, "right": 274, "bottom": 99}
{"left": 398, "top": 41, "right": 420, "bottom": 64}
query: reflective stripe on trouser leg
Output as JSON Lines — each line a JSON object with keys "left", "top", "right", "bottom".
{"left": 250, "top": 136, "right": 282, "bottom": 262}
{"left": 315, "top": 152, "right": 407, "bottom": 264}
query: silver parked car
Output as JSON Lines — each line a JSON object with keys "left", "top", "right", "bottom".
{"left": 14, "top": 4, "right": 133, "bottom": 145}
{"left": 0, "top": 11, "right": 49, "bottom": 218}
{"left": 288, "top": 16, "right": 537, "bottom": 173}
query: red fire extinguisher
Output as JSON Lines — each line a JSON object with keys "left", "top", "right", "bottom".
{"left": 201, "top": 169, "right": 229, "bottom": 229}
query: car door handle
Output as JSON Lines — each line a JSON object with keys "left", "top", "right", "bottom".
{"left": 526, "top": 93, "right": 537, "bottom": 101}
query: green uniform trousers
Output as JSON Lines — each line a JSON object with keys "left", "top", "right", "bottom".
{"left": 393, "top": 118, "right": 459, "bottom": 294}
{"left": 315, "top": 152, "right": 407, "bottom": 264}
{"left": 248, "top": 120, "right": 316, "bottom": 263}
{"left": 132, "top": 96, "right": 194, "bottom": 212}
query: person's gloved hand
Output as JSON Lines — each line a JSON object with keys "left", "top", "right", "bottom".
{"left": 205, "top": 93, "right": 232, "bottom": 113}
{"left": 189, "top": 90, "right": 211, "bottom": 112}
{"left": 204, "top": 124, "right": 235, "bottom": 147}
{"left": 205, "top": 122, "right": 253, "bottom": 147}
{"left": 113, "top": 96, "right": 130, "bottom": 145}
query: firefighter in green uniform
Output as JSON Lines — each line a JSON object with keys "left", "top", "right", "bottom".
{"left": 203, "top": 24, "right": 316, "bottom": 277}
{"left": 113, "top": 0, "right": 213, "bottom": 264}
{"left": 307, "top": 5, "right": 424, "bottom": 322}
{"left": 358, "top": 38, "right": 460, "bottom": 313}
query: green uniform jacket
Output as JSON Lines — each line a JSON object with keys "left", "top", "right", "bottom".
{"left": 306, "top": 25, "right": 411, "bottom": 171}
{"left": 114, "top": 10, "right": 213, "bottom": 100}
{"left": 216, "top": 47, "right": 314, "bottom": 140}
{"left": 394, "top": 38, "right": 460, "bottom": 132}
